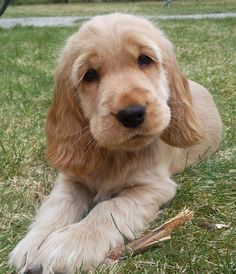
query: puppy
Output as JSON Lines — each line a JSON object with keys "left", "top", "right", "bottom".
{"left": 9, "top": 14, "right": 222, "bottom": 274}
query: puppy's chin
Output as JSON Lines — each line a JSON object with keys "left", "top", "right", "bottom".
{"left": 96, "top": 134, "right": 157, "bottom": 151}
{"left": 91, "top": 120, "right": 170, "bottom": 152}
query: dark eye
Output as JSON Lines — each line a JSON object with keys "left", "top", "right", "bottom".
{"left": 83, "top": 69, "right": 99, "bottom": 82}
{"left": 138, "top": 55, "right": 153, "bottom": 68}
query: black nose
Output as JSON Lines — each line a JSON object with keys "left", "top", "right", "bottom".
{"left": 117, "top": 105, "right": 146, "bottom": 128}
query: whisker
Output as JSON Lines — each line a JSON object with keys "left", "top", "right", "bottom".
{"left": 69, "top": 125, "right": 90, "bottom": 137}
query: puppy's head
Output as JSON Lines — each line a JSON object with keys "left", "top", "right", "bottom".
{"left": 45, "top": 14, "right": 203, "bottom": 175}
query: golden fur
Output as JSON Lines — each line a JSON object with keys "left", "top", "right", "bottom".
{"left": 10, "top": 14, "right": 222, "bottom": 273}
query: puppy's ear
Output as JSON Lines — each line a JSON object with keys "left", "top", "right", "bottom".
{"left": 160, "top": 40, "right": 204, "bottom": 148}
{"left": 45, "top": 51, "right": 103, "bottom": 176}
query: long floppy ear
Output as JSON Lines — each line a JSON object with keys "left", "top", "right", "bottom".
{"left": 45, "top": 50, "right": 103, "bottom": 176}
{"left": 160, "top": 39, "right": 204, "bottom": 148}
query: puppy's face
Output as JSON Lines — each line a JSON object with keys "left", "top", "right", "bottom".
{"left": 46, "top": 14, "right": 203, "bottom": 174}
{"left": 70, "top": 15, "right": 171, "bottom": 150}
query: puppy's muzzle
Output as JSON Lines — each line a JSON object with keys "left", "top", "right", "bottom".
{"left": 117, "top": 104, "right": 146, "bottom": 128}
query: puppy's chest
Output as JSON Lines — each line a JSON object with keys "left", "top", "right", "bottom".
{"left": 81, "top": 149, "right": 160, "bottom": 202}
{"left": 82, "top": 161, "right": 136, "bottom": 200}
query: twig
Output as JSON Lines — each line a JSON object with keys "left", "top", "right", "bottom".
{"left": 106, "top": 208, "right": 193, "bottom": 261}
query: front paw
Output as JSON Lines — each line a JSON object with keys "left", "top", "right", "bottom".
{"left": 9, "top": 232, "right": 46, "bottom": 272}
{"left": 36, "top": 223, "right": 118, "bottom": 274}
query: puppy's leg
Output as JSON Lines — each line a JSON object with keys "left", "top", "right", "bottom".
{"left": 9, "top": 173, "right": 91, "bottom": 273}
{"left": 37, "top": 177, "right": 176, "bottom": 273}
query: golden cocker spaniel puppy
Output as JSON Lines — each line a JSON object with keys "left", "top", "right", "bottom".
{"left": 10, "top": 14, "right": 222, "bottom": 274}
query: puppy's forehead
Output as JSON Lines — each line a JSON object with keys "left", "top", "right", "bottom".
{"left": 76, "top": 14, "right": 158, "bottom": 56}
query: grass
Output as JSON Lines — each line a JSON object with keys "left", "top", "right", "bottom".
{"left": 2, "top": 0, "right": 236, "bottom": 18}
{"left": 0, "top": 13, "right": 236, "bottom": 274}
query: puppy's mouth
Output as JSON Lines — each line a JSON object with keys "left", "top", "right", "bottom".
{"left": 119, "top": 132, "right": 156, "bottom": 148}
{"left": 129, "top": 133, "right": 149, "bottom": 140}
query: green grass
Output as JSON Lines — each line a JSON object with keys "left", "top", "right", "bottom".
{"left": 0, "top": 17, "right": 236, "bottom": 274}
{"left": 2, "top": 0, "right": 236, "bottom": 18}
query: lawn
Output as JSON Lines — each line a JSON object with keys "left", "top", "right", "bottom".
{"left": 2, "top": 0, "right": 236, "bottom": 18}
{"left": 0, "top": 10, "right": 236, "bottom": 274}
